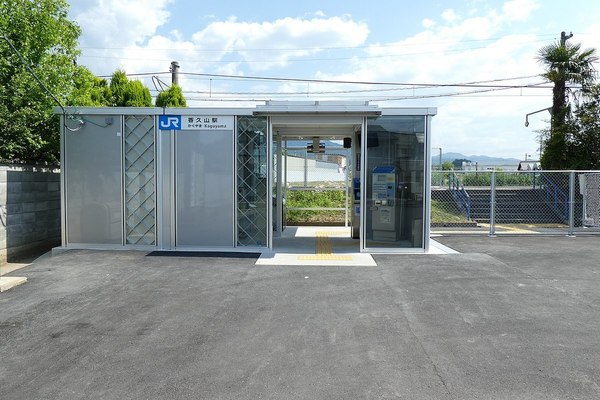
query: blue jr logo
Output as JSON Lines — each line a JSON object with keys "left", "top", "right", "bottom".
{"left": 158, "top": 115, "right": 181, "bottom": 130}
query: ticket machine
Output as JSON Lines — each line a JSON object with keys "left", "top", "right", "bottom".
{"left": 371, "top": 166, "right": 401, "bottom": 242}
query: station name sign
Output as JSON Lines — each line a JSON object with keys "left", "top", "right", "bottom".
{"left": 159, "top": 115, "right": 233, "bottom": 131}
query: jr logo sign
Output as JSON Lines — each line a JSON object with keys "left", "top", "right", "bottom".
{"left": 158, "top": 115, "right": 182, "bottom": 130}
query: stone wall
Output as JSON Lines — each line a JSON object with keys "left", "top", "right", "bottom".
{"left": 0, "top": 165, "right": 61, "bottom": 263}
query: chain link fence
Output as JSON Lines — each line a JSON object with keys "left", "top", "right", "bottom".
{"left": 431, "top": 170, "right": 600, "bottom": 236}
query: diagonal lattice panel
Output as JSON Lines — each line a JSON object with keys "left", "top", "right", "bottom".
{"left": 237, "top": 116, "right": 268, "bottom": 246}
{"left": 125, "top": 115, "right": 156, "bottom": 245}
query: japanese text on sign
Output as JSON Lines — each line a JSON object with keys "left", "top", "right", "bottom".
{"left": 183, "top": 116, "right": 233, "bottom": 130}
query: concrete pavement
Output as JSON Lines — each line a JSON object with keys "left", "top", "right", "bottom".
{"left": 1, "top": 236, "right": 600, "bottom": 399}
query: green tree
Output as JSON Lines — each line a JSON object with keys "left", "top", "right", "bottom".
{"left": 537, "top": 38, "right": 598, "bottom": 169}
{"left": 108, "top": 70, "right": 152, "bottom": 107}
{"left": 68, "top": 66, "right": 111, "bottom": 106}
{"left": 566, "top": 84, "right": 600, "bottom": 169}
{"left": 0, "top": 0, "right": 81, "bottom": 163}
{"left": 441, "top": 161, "right": 454, "bottom": 170}
{"left": 155, "top": 84, "right": 187, "bottom": 107}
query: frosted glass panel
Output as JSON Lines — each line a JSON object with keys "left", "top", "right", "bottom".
{"left": 66, "top": 116, "right": 122, "bottom": 244}
{"left": 176, "top": 130, "right": 234, "bottom": 247}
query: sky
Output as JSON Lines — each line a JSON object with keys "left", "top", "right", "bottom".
{"left": 68, "top": 0, "right": 600, "bottom": 159}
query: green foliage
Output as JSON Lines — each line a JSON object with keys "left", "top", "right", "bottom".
{"left": 0, "top": 0, "right": 81, "bottom": 163}
{"left": 67, "top": 66, "right": 110, "bottom": 106}
{"left": 459, "top": 172, "right": 536, "bottom": 187}
{"left": 69, "top": 68, "right": 154, "bottom": 107}
{"left": 441, "top": 161, "right": 454, "bottom": 170}
{"left": 569, "top": 86, "right": 600, "bottom": 169}
{"left": 540, "top": 125, "right": 568, "bottom": 170}
{"left": 430, "top": 200, "right": 469, "bottom": 224}
{"left": 108, "top": 70, "right": 152, "bottom": 107}
{"left": 563, "top": 84, "right": 600, "bottom": 169}
{"left": 537, "top": 40, "right": 598, "bottom": 169}
{"left": 537, "top": 84, "right": 600, "bottom": 170}
{"left": 155, "top": 84, "right": 187, "bottom": 107}
{"left": 286, "top": 190, "right": 347, "bottom": 224}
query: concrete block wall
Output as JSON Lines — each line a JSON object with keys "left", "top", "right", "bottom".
{"left": 0, "top": 165, "right": 61, "bottom": 263}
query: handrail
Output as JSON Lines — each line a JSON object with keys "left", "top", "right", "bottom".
{"left": 448, "top": 172, "right": 471, "bottom": 219}
{"left": 538, "top": 173, "right": 569, "bottom": 222}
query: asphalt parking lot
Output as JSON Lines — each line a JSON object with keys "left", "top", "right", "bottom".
{"left": 1, "top": 236, "right": 600, "bottom": 399}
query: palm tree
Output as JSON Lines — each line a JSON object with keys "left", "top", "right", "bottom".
{"left": 537, "top": 40, "right": 598, "bottom": 169}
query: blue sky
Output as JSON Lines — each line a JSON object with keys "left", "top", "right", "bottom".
{"left": 69, "top": 0, "right": 600, "bottom": 159}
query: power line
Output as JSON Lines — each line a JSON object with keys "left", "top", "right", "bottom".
{"left": 173, "top": 81, "right": 550, "bottom": 96}
{"left": 78, "top": 41, "right": 553, "bottom": 65}
{"left": 78, "top": 33, "right": 558, "bottom": 53}
{"left": 176, "top": 71, "right": 552, "bottom": 89}
{"left": 76, "top": 34, "right": 563, "bottom": 66}
{"left": 101, "top": 70, "right": 548, "bottom": 89}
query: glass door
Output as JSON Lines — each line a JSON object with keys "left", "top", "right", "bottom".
{"left": 362, "top": 115, "right": 426, "bottom": 251}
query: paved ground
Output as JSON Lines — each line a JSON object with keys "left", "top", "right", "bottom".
{"left": 1, "top": 236, "right": 600, "bottom": 399}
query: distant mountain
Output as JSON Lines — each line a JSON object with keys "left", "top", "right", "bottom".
{"left": 433, "top": 152, "right": 520, "bottom": 165}
{"left": 285, "top": 139, "right": 343, "bottom": 148}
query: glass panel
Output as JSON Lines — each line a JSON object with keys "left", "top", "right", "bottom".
{"left": 365, "top": 116, "right": 425, "bottom": 249}
{"left": 124, "top": 115, "right": 155, "bottom": 245}
{"left": 66, "top": 115, "right": 122, "bottom": 244}
{"left": 237, "top": 116, "right": 268, "bottom": 246}
{"left": 272, "top": 136, "right": 278, "bottom": 231}
{"left": 176, "top": 130, "right": 234, "bottom": 247}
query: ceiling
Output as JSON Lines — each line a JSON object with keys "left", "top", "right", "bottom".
{"left": 273, "top": 123, "right": 360, "bottom": 140}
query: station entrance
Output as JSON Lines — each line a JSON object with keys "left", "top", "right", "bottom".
{"left": 270, "top": 118, "right": 360, "bottom": 260}
{"left": 261, "top": 103, "right": 436, "bottom": 259}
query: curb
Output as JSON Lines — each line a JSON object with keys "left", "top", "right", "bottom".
{"left": 0, "top": 276, "right": 27, "bottom": 292}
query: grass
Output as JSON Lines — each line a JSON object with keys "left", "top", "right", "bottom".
{"left": 430, "top": 200, "right": 470, "bottom": 224}
{"left": 285, "top": 190, "right": 470, "bottom": 225}
{"left": 286, "top": 189, "right": 347, "bottom": 224}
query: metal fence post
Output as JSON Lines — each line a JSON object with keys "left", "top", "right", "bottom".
{"left": 568, "top": 170, "right": 575, "bottom": 236}
{"left": 489, "top": 171, "right": 496, "bottom": 237}
{"left": 303, "top": 150, "right": 308, "bottom": 187}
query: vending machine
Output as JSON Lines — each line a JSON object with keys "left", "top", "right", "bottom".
{"left": 371, "top": 166, "right": 401, "bottom": 241}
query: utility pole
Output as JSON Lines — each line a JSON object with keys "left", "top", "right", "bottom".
{"left": 170, "top": 61, "right": 180, "bottom": 86}
{"left": 560, "top": 31, "right": 573, "bottom": 46}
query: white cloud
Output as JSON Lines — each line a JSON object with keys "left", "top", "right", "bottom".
{"left": 442, "top": 9, "right": 459, "bottom": 23}
{"left": 74, "top": 5, "right": 370, "bottom": 81}
{"left": 502, "top": 0, "right": 540, "bottom": 22}
{"left": 71, "top": 0, "right": 173, "bottom": 48}
{"left": 308, "top": 1, "right": 550, "bottom": 157}
{"left": 190, "top": 16, "right": 369, "bottom": 71}
{"left": 70, "top": 0, "right": 596, "bottom": 158}
{"left": 422, "top": 18, "right": 436, "bottom": 29}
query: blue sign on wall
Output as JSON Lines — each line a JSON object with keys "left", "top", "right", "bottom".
{"left": 158, "top": 115, "right": 182, "bottom": 130}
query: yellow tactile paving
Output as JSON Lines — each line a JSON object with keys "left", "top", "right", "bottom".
{"left": 256, "top": 226, "right": 377, "bottom": 266}
{"left": 299, "top": 230, "right": 355, "bottom": 261}
{"left": 297, "top": 255, "right": 354, "bottom": 261}
{"left": 315, "top": 231, "right": 334, "bottom": 254}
